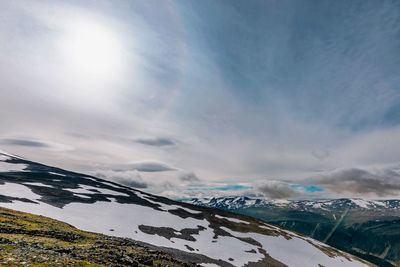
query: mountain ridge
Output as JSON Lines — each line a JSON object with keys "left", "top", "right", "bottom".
{"left": 183, "top": 196, "right": 400, "bottom": 211}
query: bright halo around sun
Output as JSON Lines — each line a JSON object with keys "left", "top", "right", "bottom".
{"left": 58, "top": 17, "right": 124, "bottom": 81}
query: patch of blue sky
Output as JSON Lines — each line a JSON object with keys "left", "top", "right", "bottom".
{"left": 186, "top": 184, "right": 253, "bottom": 192}
{"left": 291, "top": 184, "right": 324, "bottom": 193}
{"left": 213, "top": 184, "right": 253, "bottom": 191}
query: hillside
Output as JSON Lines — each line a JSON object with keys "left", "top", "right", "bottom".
{"left": 0, "top": 151, "right": 373, "bottom": 267}
{"left": 0, "top": 206, "right": 195, "bottom": 266}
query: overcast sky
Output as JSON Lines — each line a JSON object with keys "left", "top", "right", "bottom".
{"left": 1, "top": 0, "right": 400, "bottom": 199}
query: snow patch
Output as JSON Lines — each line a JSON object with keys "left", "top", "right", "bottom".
{"left": 65, "top": 185, "right": 130, "bottom": 197}
{"left": 350, "top": 199, "right": 370, "bottom": 209}
{"left": 0, "top": 155, "right": 11, "bottom": 161}
{"left": 221, "top": 227, "right": 368, "bottom": 267}
{"left": 48, "top": 172, "right": 67, "bottom": 177}
{"left": 22, "top": 182, "right": 54, "bottom": 188}
{"left": 215, "top": 214, "right": 250, "bottom": 225}
{"left": 201, "top": 264, "right": 220, "bottom": 267}
{"left": 0, "top": 182, "right": 42, "bottom": 200}
{"left": 0, "top": 162, "right": 28, "bottom": 172}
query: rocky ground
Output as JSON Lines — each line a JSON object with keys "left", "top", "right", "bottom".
{"left": 0, "top": 207, "right": 196, "bottom": 267}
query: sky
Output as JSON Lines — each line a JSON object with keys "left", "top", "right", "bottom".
{"left": 1, "top": 0, "right": 400, "bottom": 199}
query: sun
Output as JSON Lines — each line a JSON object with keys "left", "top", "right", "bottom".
{"left": 58, "top": 18, "right": 123, "bottom": 80}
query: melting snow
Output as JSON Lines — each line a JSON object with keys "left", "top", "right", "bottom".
{"left": 221, "top": 227, "right": 368, "bottom": 267}
{"left": 48, "top": 172, "right": 67, "bottom": 177}
{"left": 0, "top": 155, "right": 11, "bottom": 161}
{"left": 215, "top": 214, "right": 250, "bottom": 225}
{"left": 350, "top": 199, "right": 370, "bottom": 209}
{"left": 0, "top": 162, "right": 28, "bottom": 172}
{"left": 65, "top": 185, "right": 130, "bottom": 197}
{"left": 0, "top": 182, "right": 41, "bottom": 200}
{"left": 22, "top": 182, "right": 54, "bottom": 188}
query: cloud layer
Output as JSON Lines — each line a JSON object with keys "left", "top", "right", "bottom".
{"left": 134, "top": 137, "right": 175, "bottom": 147}
{"left": 256, "top": 181, "right": 298, "bottom": 199}
{"left": 0, "top": 138, "right": 72, "bottom": 152}
{"left": 1, "top": 0, "right": 400, "bottom": 199}
{"left": 308, "top": 167, "right": 400, "bottom": 198}
{"left": 113, "top": 161, "right": 176, "bottom": 172}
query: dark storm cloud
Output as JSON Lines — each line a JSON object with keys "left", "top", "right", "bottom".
{"left": 134, "top": 137, "right": 176, "bottom": 147}
{"left": 309, "top": 168, "right": 400, "bottom": 197}
{"left": 257, "top": 181, "right": 298, "bottom": 199}
{"left": 0, "top": 138, "right": 51, "bottom": 148}
{"left": 113, "top": 161, "right": 176, "bottom": 172}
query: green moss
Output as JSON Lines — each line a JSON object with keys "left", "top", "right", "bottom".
{"left": 0, "top": 245, "right": 16, "bottom": 252}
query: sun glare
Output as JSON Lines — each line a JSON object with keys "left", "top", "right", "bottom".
{"left": 58, "top": 18, "right": 123, "bottom": 80}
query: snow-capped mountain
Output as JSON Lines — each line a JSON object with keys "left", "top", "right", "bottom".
{"left": 0, "top": 151, "right": 373, "bottom": 267}
{"left": 184, "top": 196, "right": 400, "bottom": 212}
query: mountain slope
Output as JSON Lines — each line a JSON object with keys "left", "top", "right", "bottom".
{"left": 0, "top": 151, "right": 373, "bottom": 267}
{"left": 184, "top": 197, "right": 400, "bottom": 267}
{"left": 0, "top": 206, "right": 194, "bottom": 266}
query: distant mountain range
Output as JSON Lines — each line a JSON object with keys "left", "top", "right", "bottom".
{"left": 0, "top": 151, "right": 373, "bottom": 267}
{"left": 184, "top": 196, "right": 400, "bottom": 211}
{"left": 183, "top": 196, "right": 400, "bottom": 267}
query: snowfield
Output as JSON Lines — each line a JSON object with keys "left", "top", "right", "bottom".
{"left": 0, "top": 151, "right": 372, "bottom": 267}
